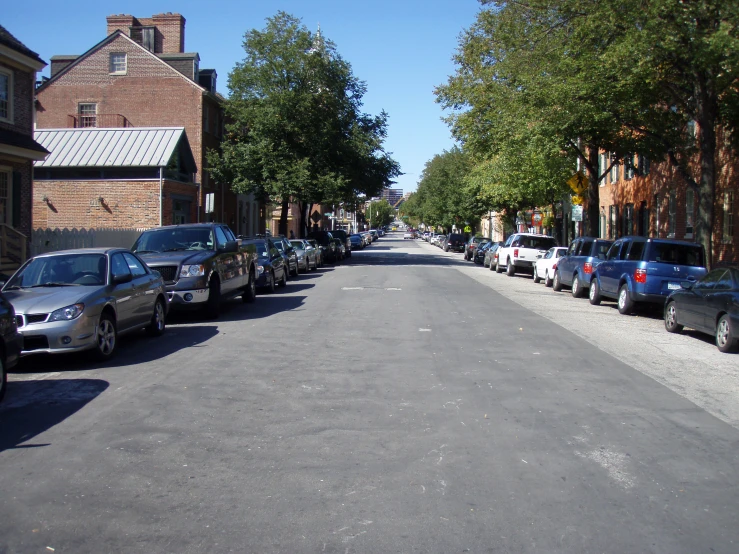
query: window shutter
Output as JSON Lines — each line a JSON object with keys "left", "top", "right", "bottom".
{"left": 12, "top": 171, "right": 21, "bottom": 227}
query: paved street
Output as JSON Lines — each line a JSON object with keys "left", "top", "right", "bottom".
{"left": 1, "top": 233, "right": 738, "bottom": 554}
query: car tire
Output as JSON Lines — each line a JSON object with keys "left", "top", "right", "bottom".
{"left": 92, "top": 312, "right": 117, "bottom": 361}
{"left": 506, "top": 259, "right": 515, "bottom": 276}
{"left": 716, "top": 314, "right": 739, "bottom": 353}
{"left": 444, "top": 246, "right": 449, "bottom": 252}
{"left": 279, "top": 268, "right": 288, "bottom": 288}
{"left": 0, "top": 355, "right": 6, "bottom": 403}
{"left": 664, "top": 301, "right": 683, "bottom": 334}
{"left": 589, "top": 278, "right": 602, "bottom": 305}
{"left": 267, "top": 271, "right": 276, "bottom": 293}
{"left": 495, "top": 260, "right": 503, "bottom": 273}
{"left": 146, "top": 298, "right": 166, "bottom": 337}
{"left": 544, "top": 270, "right": 553, "bottom": 287}
{"left": 571, "top": 275, "right": 584, "bottom": 298}
{"left": 292, "top": 262, "right": 299, "bottom": 277}
{"left": 242, "top": 269, "right": 257, "bottom": 303}
{"left": 617, "top": 284, "right": 634, "bottom": 315}
{"left": 205, "top": 277, "right": 221, "bottom": 318}
{"left": 533, "top": 266, "right": 541, "bottom": 283}
{"left": 552, "top": 270, "right": 563, "bottom": 292}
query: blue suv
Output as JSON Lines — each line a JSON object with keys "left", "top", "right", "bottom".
{"left": 589, "top": 237, "right": 707, "bottom": 314}
{"left": 553, "top": 237, "right": 613, "bottom": 297}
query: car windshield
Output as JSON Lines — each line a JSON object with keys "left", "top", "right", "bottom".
{"left": 133, "top": 227, "right": 213, "bottom": 253}
{"left": 290, "top": 241, "right": 304, "bottom": 250}
{"left": 648, "top": 242, "right": 704, "bottom": 267}
{"left": 6, "top": 253, "right": 108, "bottom": 288}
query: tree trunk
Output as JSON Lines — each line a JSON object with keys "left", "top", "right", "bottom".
{"left": 585, "top": 145, "right": 600, "bottom": 238}
{"left": 695, "top": 85, "right": 717, "bottom": 269}
{"left": 279, "top": 198, "right": 289, "bottom": 237}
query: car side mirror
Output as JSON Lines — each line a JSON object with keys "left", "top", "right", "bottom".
{"left": 220, "top": 240, "right": 239, "bottom": 253}
{"left": 680, "top": 281, "right": 694, "bottom": 290}
{"left": 112, "top": 273, "right": 133, "bottom": 284}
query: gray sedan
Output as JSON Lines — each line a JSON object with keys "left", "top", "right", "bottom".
{"left": 290, "top": 240, "right": 319, "bottom": 271}
{"left": 2, "top": 248, "right": 168, "bottom": 360}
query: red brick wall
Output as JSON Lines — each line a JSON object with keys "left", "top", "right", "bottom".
{"left": 162, "top": 181, "right": 198, "bottom": 225}
{"left": 106, "top": 14, "right": 185, "bottom": 54}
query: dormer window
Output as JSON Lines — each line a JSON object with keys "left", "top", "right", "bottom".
{"left": 0, "top": 69, "right": 11, "bottom": 122}
{"left": 142, "top": 27, "right": 156, "bottom": 52}
{"left": 109, "top": 53, "right": 127, "bottom": 75}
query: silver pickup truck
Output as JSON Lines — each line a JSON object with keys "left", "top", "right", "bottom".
{"left": 495, "top": 232, "right": 559, "bottom": 276}
{"left": 132, "top": 223, "right": 258, "bottom": 318}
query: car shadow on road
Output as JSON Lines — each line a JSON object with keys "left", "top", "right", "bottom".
{"left": 0, "top": 378, "right": 109, "bottom": 452}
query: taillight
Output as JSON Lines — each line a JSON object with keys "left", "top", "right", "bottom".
{"left": 514, "top": 248, "right": 519, "bottom": 258}
{"left": 583, "top": 262, "right": 593, "bottom": 274}
{"left": 634, "top": 268, "right": 647, "bottom": 284}
{"left": 552, "top": 263, "right": 557, "bottom": 270}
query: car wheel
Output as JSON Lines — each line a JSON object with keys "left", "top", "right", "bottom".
{"left": 617, "top": 284, "right": 634, "bottom": 315}
{"left": 292, "top": 262, "right": 299, "bottom": 277}
{"left": 0, "top": 355, "right": 6, "bottom": 403}
{"left": 716, "top": 314, "right": 739, "bottom": 353}
{"left": 571, "top": 275, "right": 584, "bottom": 298}
{"left": 506, "top": 259, "right": 515, "bottom": 276}
{"left": 552, "top": 270, "right": 563, "bottom": 291}
{"left": 267, "top": 271, "right": 276, "bottom": 293}
{"left": 664, "top": 301, "right": 683, "bottom": 334}
{"left": 92, "top": 312, "right": 117, "bottom": 361}
{"left": 205, "top": 277, "right": 221, "bottom": 318}
{"left": 495, "top": 260, "right": 503, "bottom": 273}
{"left": 544, "top": 270, "right": 553, "bottom": 287}
{"left": 146, "top": 298, "right": 166, "bottom": 337}
{"left": 279, "top": 268, "right": 288, "bottom": 288}
{"left": 533, "top": 266, "right": 541, "bottom": 283}
{"left": 444, "top": 246, "right": 449, "bottom": 252}
{"left": 589, "top": 278, "right": 602, "bottom": 305}
{"left": 242, "top": 269, "right": 257, "bottom": 303}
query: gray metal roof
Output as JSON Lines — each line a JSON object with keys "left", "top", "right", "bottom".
{"left": 34, "top": 127, "right": 187, "bottom": 168}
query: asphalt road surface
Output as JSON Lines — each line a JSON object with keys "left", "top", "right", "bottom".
{"left": 1, "top": 233, "right": 738, "bottom": 554}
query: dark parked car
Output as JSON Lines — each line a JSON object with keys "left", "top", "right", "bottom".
{"left": 0, "top": 291, "right": 23, "bottom": 403}
{"left": 473, "top": 240, "right": 493, "bottom": 264}
{"left": 664, "top": 266, "right": 739, "bottom": 352}
{"left": 589, "top": 237, "right": 707, "bottom": 314}
{"left": 464, "top": 236, "right": 486, "bottom": 261}
{"left": 308, "top": 231, "right": 339, "bottom": 263}
{"left": 271, "top": 236, "right": 299, "bottom": 276}
{"left": 243, "top": 238, "right": 288, "bottom": 292}
{"left": 553, "top": 237, "right": 613, "bottom": 297}
{"left": 2, "top": 248, "right": 168, "bottom": 360}
{"left": 329, "top": 230, "right": 352, "bottom": 257}
{"left": 444, "top": 233, "right": 466, "bottom": 253}
{"left": 307, "top": 239, "right": 324, "bottom": 267}
{"left": 132, "top": 223, "right": 258, "bottom": 318}
{"left": 349, "top": 234, "right": 364, "bottom": 250}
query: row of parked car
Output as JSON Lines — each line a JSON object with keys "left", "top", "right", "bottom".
{"left": 0, "top": 223, "right": 385, "bottom": 402}
{"left": 422, "top": 231, "right": 738, "bottom": 354}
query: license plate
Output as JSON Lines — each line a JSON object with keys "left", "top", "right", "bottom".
{"left": 667, "top": 282, "right": 681, "bottom": 290}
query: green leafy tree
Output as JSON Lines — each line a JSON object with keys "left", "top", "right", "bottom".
{"left": 209, "top": 12, "right": 400, "bottom": 236}
{"left": 365, "top": 199, "right": 394, "bottom": 228}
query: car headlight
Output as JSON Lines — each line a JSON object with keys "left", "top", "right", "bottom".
{"left": 180, "top": 264, "right": 205, "bottom": 278}
{"left": 49, "top": 303, "right": 85, "bottom": 322}
{"left": 256, "top": 265, "right": 264, "bottom": 276}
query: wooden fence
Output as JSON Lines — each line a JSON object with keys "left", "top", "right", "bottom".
{"left": 31, "top": 228, "right": 149, "bottom": 256}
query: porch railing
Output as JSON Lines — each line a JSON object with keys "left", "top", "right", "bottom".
{"left": 67, "top": 114, "right": 131, "bottom": 128}
{"left": 0, "top": 224, "right": 27, "bottom": 265}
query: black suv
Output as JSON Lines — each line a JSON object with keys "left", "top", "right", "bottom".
{"left": 307, "top": 231, "right": 339, "bottom": 263}
{"left": 271, "top": 236, "right": 299, "bottom": 276}
{"left": 444, "top": 233, "right": 466, "bottom": 253}
{"left": 328, "top": 230, "right": 352, "bottom": 258}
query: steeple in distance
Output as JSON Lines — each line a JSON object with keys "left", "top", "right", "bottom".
{"left": 309, "top": 23, "right": 325, "bottom": 55}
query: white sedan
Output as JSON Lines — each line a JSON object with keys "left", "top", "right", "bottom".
{"left": 533, "top": 247, "right": 569, "bottom": 286}
{"left": 403, "top": 232, "right": 413, "bottom": 240}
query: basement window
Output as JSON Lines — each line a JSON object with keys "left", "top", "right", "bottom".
{"left": 109, "top": 53, "right": 127, "bottom": 75}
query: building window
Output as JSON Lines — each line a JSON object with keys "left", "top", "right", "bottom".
{"left": 109, "top": 53, "right": 127, "bottom": 74}
{"left": 723, "top": 191, "right": 735, "bottom": 243}
{"left": 637, "top": 154, "right": 650, "bottom": 176}
{"left": 624, "top": 154, "right": 635, "bottom": 181}
{"left": 685, "top": 189, "right": 694, "bottom": 238}
{"left": 204, "top": 105, "right": 210, "bottom": 134}
{"left": 599, "top": 152, "right": 608, "bottom": 185}
{"left": 600, "top": 213, "right": 607, "bottom": 238}
{"left": 639, "top": 201, "right": 649, "bottom": 237}
{"left": 624, "top": 203, "right": 634, "bottom": 235}
{"left": 142, "top": 27, "right": 156, "bottom": 52}
{"left": 654, "top": 195, "right": 661, "bottom": 238}
{"left": 0, "top": 69, "right": 11, "bottom": 122}
{"left": 78, "top": 103, "right": 97, "bottom": 127}
{"left": 667, "top": 191, "right": 677, "bottom": 237}
{"left": 609, "top": 205, "right": 619, "bottom": 239}
{"left": 610, "top": 154, "right": 619, "bottom": 184}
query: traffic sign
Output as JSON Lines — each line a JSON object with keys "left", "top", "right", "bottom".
{"left": 567, "top": 171, "right": 588, "bottom": 195}
{"left": 463, "top": 225, "right": 472, "bottom": 233}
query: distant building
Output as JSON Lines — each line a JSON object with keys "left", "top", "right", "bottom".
{"left": 379, "top": 188, "right": 403, "bottom": 207}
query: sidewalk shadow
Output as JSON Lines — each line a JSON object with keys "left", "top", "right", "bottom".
{"left": 0, "top": 378, "right": 109, "bottom": 452}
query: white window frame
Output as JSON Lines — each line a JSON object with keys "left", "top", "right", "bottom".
{"left": 723, "top": 191, "right": 734, "bottom": 244}
{"left": 78, "top": 102, "right": 97, "bottom": 128}
{"left": 0, "top": 68, "right": 13, "bottom": 124}
{"left": 109, "top": 52, "right": 127, "bottom": 75}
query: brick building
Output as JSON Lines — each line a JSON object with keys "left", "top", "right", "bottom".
{"left": 34, "top": 13, "right": 263, "bottom": 235}
{"left": 0, "top": 25, "right": 48, "bottom": 272}
{"left": 594, "top": 132, "right": 738, "bottom": 266}
{"left": 33, "top": 127, "right": 197, "bottom": 229}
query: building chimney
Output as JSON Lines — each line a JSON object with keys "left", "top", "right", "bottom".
{"left": 106, "top": 14, "right": 137, "bottom": 37}
{"left": 151, "top": 13, "right": 186, "bottom": 53}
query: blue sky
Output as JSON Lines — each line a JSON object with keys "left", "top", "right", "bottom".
{"left": 5, "top": 0, "right": 482, "bottom": 193}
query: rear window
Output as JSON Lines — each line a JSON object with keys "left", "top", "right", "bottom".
{"left": 520, "top": 236, "right": 557, "bottom": 250}
{"left": 647, "top": 242, "right": 704, "bottom": 267}
{"left": 449, "top": 234, "right": 465, "bottom": 241}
